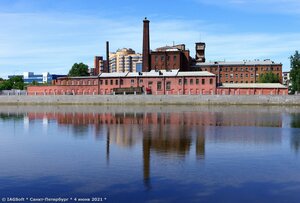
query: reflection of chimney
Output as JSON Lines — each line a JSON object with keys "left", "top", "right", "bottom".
{"left": 143, "top": 135, "right": 151, "bottom": 190}
{"left": 106, "top": 130, "right": 110, "bottom": 164}
{"left": 142, "top": 17, "right": 150, "bottom": 72}
{"left": 106, "top": 41, "right": 110, "bottom": 73}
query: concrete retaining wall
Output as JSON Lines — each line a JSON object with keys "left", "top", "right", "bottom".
{"left": 0, "top": 95, "right": 299, "bottom": 105}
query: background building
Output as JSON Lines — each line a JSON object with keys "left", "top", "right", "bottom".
{"left": 9, "top": 72, "right": 66, "bottom": 84}
{"left": 109, "top": 48, "right": 142, "bottom": 73}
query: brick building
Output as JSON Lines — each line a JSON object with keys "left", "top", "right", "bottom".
{"left": 191, "top": 60, "right": 282, "bottom": 85}
{"left": 150, "top": 45, "right": 191, "bottom": 71}
{"left": 27, "top": 70, "right": 216, "bottom": 95}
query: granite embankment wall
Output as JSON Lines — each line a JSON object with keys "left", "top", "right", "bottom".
{"left": 0, "top": 95, "right": 299, "bottom": 105}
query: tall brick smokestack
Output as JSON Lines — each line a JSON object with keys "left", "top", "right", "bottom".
{"left": 142, "top": 17, "right": 150, "bottom": 72}
{"left": 106, "top": 41, "right": 110, "bottom": 73}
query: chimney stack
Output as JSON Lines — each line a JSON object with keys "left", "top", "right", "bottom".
{"left": 142, "top": 17, "right": 150, "bottom": 72}
{"left": 106, "top": 41, "right": 110, "bottom": 73}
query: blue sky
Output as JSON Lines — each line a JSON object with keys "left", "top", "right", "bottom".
{"left": 0, "top": 0, "right": 300, "bottom": 78}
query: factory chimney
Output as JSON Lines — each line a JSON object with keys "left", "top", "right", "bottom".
{"left": 106, "top": 41, "right": 110, "bottom": 73}
{"left": 142, "top": 17, "right": 150, "bottom": 72}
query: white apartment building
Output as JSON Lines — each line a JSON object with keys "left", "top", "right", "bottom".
{"left": 109, "top": 48, "right": 142, "bottom": 73}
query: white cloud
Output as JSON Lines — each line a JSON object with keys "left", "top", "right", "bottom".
{"left": 0, "top": 11, "right": 297, "bottom": 78}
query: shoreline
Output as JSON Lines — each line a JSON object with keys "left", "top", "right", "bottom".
{"left": 0, "top": 95, "right": 299, "bottom": 106}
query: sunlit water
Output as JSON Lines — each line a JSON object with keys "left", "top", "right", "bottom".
{"left": 0, "top": 105, "right": 300, "bottom": 203}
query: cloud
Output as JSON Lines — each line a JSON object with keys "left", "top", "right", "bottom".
{"left": 0, "top": 11, "right": 297, "bottom": 78}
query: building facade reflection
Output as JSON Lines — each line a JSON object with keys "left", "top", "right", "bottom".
{"left": 1, "top": 109, "right": 292, "bottom": 189}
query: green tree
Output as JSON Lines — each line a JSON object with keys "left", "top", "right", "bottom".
{"left": 258, "top": 72, "right": 280, "bottom": 83}
{"left": 68, "top": 63, "right": 89, "bottom": 77}
{"left": 290, "top": 51, "right": 300, "bottom": 94}
{"left": 0, "top": 76, "right": 24, "bottom": 90}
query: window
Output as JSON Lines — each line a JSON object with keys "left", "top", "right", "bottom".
{"left": 178, "top": 79, "right": 182, "bottom": 85}
{"left": 148, "top": 81, "right": 153, "bottom": 87}
{"left": 202, "top": 79, "right": 205, "bottom": 85}
{"left": 230, "top": 67, "right": 233, "bottom": 71}
{"left": 105, "top": 80, "right": 108, "bottom": 85}
{"left": 110, "top": 80, "right": 113, "bottom": 85}
{"left": 230, "top": 74, "right": 233, "bottom": 78}
{"left": 174, "top": 55, "right": 177, "bottom": 61}
{"left": 241, "top": 68, "right": 244, "bottom": 71}
{"left": 184, "top": 79, "right": 187, "bottom": 85}
{"left": 167, "top": 56, "right": 170, "bottom": 61}
{"left": 240, "top": 74, "right": 243, "bottom": 78}
{"left": 155, "top": 56, "right": 158, "bottom": 62}
{"left": 225, "top": 74, "right": 228, "bottom": 78}
{"left": 116, "top": 80, "right": 119, "bottom": 85}
{"left": 190, "top": 79, "right": 193, "bottom": 85}
{"left": 120, "top": 79, "right": 123, "bottom": 85}
{"left": 140, "top": 79, "right": 143, "bottom": 83}
{"left": 166, "top": 81, "right": 171, "bottom": 90}
{"left": 157, "top": 81, "right": 162, "bottom": 90}
{"left": 245, "top": 74, "right": 248, "bottom": 78}
{"left": 131, "top": 79, "right": 134, "bottom": 85}
{"left": 100, "top": 80, "right": 103, "bottom": 85}
{"left": 161, "top": 56, "right": 165, "bottom": 61}
{"left": 251, "top": 74, "right": 254, "bottom": 78}
{"left": 196, "top": 79, "right": 199, "bottom": 84}
{"left": 210, "top": 78, "right": 213, "bottom": 84}
{"left": 236, "top": 74, "right": 238, "bottom": 78}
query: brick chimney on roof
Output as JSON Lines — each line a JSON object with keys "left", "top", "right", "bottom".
{"left": 142, "top": 17, "right": 150, "bottom": 72}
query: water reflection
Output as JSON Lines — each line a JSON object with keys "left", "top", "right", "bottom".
{"left": 1, "top": 106, "right": 300, "bottom": 202}
{"left": 7, "top": 106, "right": 296, "bottom": 189}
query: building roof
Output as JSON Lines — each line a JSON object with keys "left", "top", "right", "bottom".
{"left": 127, "top": 69, "right": 179, "bottom": 77}
{"left": 59, "top": 76, "right": 98, "bottom": 79}
{"left": 99, "top": 72, "right": 129, "bottom": 78}
{"left": 177, "top": 71, "right": 215, "bottom": 77}
{"left": 220, "top": 83, "right": 287, "bottom": 89}
{"left": 194, "top": 60, "right": 281, "bottom": 66}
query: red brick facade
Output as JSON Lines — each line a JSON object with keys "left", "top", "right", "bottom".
{"left": 27, "top": 72, "right": 288, "bottom": 96}
{"left": 192, "top": 61, "right": 282, "bottom": 84}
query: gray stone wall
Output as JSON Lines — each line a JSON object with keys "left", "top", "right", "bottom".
{"left": 0, "top": 95, "right": 299, "bottom": 105}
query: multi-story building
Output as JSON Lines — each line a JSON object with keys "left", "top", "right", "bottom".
{"left": 282, "top": 72, "right": 291, "bottom": 86}
{"left": 94, "top": 48, "right": 142, "bottom": 74}
{"left": 8, "top": 72, "right": 66, "bottom": 84}
{"left": 192, "top": 60, "right": 282, "bottom": 85}
{"left": 150, "top": 44, "right": 191, "bottom": 71}
{"left": 109, "top": 48, "right": 142, "bottom": 73}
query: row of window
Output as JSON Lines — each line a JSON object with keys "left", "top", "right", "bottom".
{"left": 225, "top": 81, "right": 254, "bottom": 83}
{"left": 59, "top": 80, "right": 97, "bottom": 85}
{"left": 203, "top": 67, "right": 281, "bottom": 72}
{"left": 154, "top": 55, "right": 177, "bottom": 62}
{"left": 99, "top": 78, "right": 214, "bottom": 86}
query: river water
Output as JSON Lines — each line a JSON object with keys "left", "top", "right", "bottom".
{"left": 0, "top": 105, "right": 300, "bottom": 203}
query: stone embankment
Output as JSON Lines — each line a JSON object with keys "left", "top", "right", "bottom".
{"left": 0, "top": 95, "right": 299, "bottom": 105}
